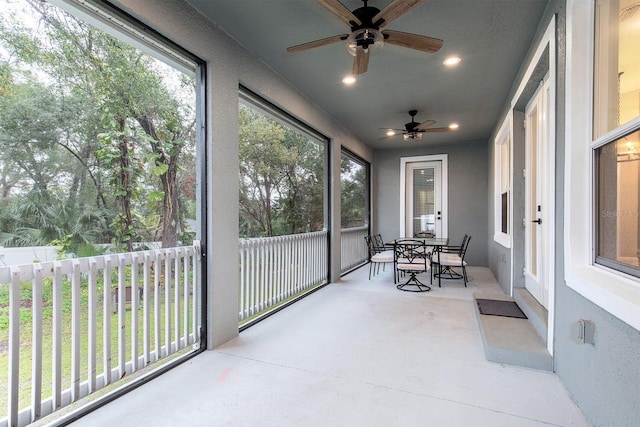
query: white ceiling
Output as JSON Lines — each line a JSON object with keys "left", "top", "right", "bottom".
{"left": 185, "top": 0, "right": 549, "bottom": 150}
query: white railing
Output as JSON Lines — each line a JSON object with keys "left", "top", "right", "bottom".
{"left": 0, "top": 242, "right": 202, "bottom": 427}
{"left": 340, "top": 226, "right": 369, "bottom": 272}
{"left": 238, "top": 231, "right": 328, "bottom": 322}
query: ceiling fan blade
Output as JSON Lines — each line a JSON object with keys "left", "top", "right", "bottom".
{"left": 415, "top": 119, "right": 436, "bottom": 131}
{"left": 424, "top": 126, "right": 453, "bottom": 133}
{"left": 317, "top": 0, "right": 362, "bottom": 26}
{"left": 373, "top": 0, "right": 425, "bottom": 28}
{"left": 287, "top": 34, "right": 348, "bottom": 53}
{"left": 353, "top": 48, "right": 370, "bottom": 75}
{"left": 382, "top": 30, "right": 443, "bottom": 53}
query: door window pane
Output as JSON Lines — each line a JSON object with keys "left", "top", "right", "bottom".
{"left": 412, "top": 168, "right": 435, "bottom": 234}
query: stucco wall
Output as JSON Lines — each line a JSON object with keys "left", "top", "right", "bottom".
{"left": 487, "top": 0, "right": 640, "bottom": 424}
{"left": 373, "top": 142, "right": 488, "bottom": 267}
{"left": 111, "top": 0, "right": 373, "bottom": 349}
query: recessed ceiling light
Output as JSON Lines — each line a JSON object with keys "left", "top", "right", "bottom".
{"left": 386, "top": 130, "right": 395, "bottom": 137}
{"left": 449, "top": 123, "right": 459, "bottom": 130}
{"left": 443, "top": 56, "right": 461, "bottom": 66}
{"left": 342, "top": 75, "right": 356, "bottom": 85}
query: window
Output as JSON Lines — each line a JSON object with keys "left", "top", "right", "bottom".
{"left": 340, "top": 149, "right": 369, "bottom": 273}
{"left": 237, "top": 88, "right": 330, "bottom": 325}
{"left": 494, "top": 117, "right": 511, "bottom": 247}
{"left": 340, "top": 150, "right": 369, "bottom": 229}
{"left": 0, "top": 0, "right": 200, "bottom": 251}
{"left": 238, "top": 89, "right": 328, "bottom": 238}
{"left": 0, "top": 0, "right": 205, "bottom": 422}
{"left": 593, "top": 0, "right": 640, "bottom": 277}
{"left": 565, "top": 0, "right": 640, "bottom": 331}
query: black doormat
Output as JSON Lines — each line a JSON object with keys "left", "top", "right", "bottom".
{"left": 476, "top": 299, "right": 527, "bottom": 319}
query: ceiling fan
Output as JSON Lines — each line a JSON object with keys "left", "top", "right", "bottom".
{"left": 382, "top": 110, "right": 456, "bottom": 141}
{"left": 287, "top": 0, "right": 443, "bottom": 75}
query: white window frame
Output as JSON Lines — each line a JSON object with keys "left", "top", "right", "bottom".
{"left": 565, "top": 0, "right": 640, "bottom": 331}
{"left": 494, "top": 116, "right": 512, "bottom": 248}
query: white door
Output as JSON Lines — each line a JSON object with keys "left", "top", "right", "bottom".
{"left": 524, "top": 78, "right": 550, "bottom": 309}
{"left": 404, "top": 161, "right": 445, "bottom": 238}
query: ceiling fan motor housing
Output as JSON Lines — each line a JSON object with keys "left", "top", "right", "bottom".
{"left": 348, "top": 3, "right": 384, "bottom": 50}
{"left": 351, "top": 2, "right": 383, "bottom": 31}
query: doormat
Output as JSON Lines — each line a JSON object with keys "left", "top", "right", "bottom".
{"left": 476, "top": 299, "right": 527, "bottom": 319}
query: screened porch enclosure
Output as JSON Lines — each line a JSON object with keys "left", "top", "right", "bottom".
{"left": 0, "top": 243, "right": 202, "bottom": 427}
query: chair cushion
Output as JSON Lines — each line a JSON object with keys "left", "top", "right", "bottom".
{"left": 397, "top": 258, "right": 430, "bottom": 271}
{"left": 371, "top": 250, "right": 394, "bottom": 262}
{"left": 434, "top": 253, "right": 467, "bottom": 266}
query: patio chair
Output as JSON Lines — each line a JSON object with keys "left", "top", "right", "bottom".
{"left": 414, "top": 231, "right": 435, "bottom": 238}
{"left": 393, "top": 239, "right": 431, "bottom": 292}
{"left": 364, "top": 235, "right": 394, "bottom": 280}
{"left": 414, "top": 231, "right": 436, "bottom": 253}
{"left": 432, "top": 235, "right": 471, "bottom": 287}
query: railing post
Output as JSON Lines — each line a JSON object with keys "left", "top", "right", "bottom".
{"left": 174, "top": 250, "right": 181, "bottom": 353}
{"left": 8, "top": 267, "right": 21, "bottom": 427}
{"left": 71, "top": 258, "right": 81, "bottom": 401}
{"left": 192, "top": 240, "right": 200, "bottom": 345}
{"left": 88, "top": 257, "right": 98, "bottom": 393}
{"left": 154, "top": 250, "right": 161, "bottom": 362}
{"left": 31, "top": 264, "right": 43, "bottom": 421}
{"left": 131, "top": 253, "right": 140, "bottom": 373}
{"left": 182, "top": 247, "right": 189, "bottom": 347}
{"left": 53, "top": 261, "right": 63, "bottom": 407}
{"left": 103, "top": 256, "right": 113, "bottom": 385}
{"left": 143, "top": 251, "right": 152, "bottom": 365}
{"left": 117, "top": 254, "right": 127, "bottom": 380}
{"left": 164, "top": 249, "right": 172, "bottom": 357}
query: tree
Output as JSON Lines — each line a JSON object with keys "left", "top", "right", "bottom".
{"left": 239, "top": 104, "right": 291, "bottom": 236}
{"left": 0, "top": 0, "right": 196, "bottom": 250}
{"left": 341, "top": 156, "right": 367, "bottom": 228}
{"left": 238, "top": 102, "right": 326, "bottom": 238}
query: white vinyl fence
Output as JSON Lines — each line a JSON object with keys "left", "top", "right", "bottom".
{"left": 0, "top": 242, "right": 202, "bottom": 427}
{"left": 340, "top": 226, "right": 369, "bottom": 272}
{"left": 238, "top": 231, "right": 328, "bottom": 322}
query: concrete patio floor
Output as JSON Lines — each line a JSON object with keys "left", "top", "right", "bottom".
{"left": 66, "top": 266, "right": 589, "bottom": 426}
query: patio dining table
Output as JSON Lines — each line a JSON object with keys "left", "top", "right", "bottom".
{"left": 387, "top": 237, "right": 449, "bottom": 287}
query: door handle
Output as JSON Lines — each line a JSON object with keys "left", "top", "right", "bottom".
{"left": 532, "top": 218, "right": 542, "bottom": 225}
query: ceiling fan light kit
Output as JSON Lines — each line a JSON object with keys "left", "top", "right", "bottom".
{"left": 346, "top": 28, "right": 384, "bottom": 56}
{"left": 403, "top": 132, "right": 423, "bottom": 141}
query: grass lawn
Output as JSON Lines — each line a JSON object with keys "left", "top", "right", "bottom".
{"left": 0, "top": 274, "right": 195, "bottom": 419}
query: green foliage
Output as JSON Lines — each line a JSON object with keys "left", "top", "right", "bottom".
{"left": 238, "top": 103, "right": 326, "bottom": 237}
{"left": 341, "top": 156, "right": 367, "bottom": 228}
{"left": 0, "top": 0, "right": 197, "bottom": 251}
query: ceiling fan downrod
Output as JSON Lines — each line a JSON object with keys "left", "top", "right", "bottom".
{"left": 352, "top": 0, "right": 383, "bottom": 31}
